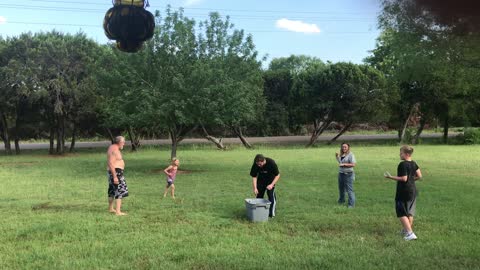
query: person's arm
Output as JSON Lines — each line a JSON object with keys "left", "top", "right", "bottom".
{"left": 108, "top": 147, "right": 119, "bottom": 184}
{"left": 266, "top": 162, "right": 280, "bottom": 190}
{"left": 267, "top": 174, "right": 280, "bottom": 190}
{"left": 252, "top": 177, "right": 258, "bottom": 195}
{"left": 250, "top": 163, "right": 258, "bottom": 195}
{"left": 164, "top": 165, "right": 173, "bottom": 176}
{"left": 385, "top": 175, "right": 408, "bottom": 182}
{"left": 340, "top": 154, "right": 356, "bottom": 167}
{"left": 414, "top": 168, "right": 422, "bottom": 180}
{"left": 340, "top": 162, "right": 356, "bottom": 167}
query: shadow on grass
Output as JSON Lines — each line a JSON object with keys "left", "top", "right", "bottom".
{"left": 230, "top": 207, "right": 249, "bottom": 222}
{"left": 31, "top": 201, "right": 105, "bottom": 213}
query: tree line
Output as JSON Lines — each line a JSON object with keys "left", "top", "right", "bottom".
{"left": 1, "top": 3, "right": 479, "bottom": 157}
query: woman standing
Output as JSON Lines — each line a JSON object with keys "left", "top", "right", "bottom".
{"left": 336, "top": 143, "right": 356, "bottom": 208}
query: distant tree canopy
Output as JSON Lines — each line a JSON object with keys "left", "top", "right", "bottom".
{"left": 1, "top": 5, "right": 479, "bottom": 156}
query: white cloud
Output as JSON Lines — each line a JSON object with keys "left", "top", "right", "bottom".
{"left": 184, "top": 0, "right": 203, "bottom": 7}
{"left": 0, "top": 16, "right": 7, "bottom": 25}
{"left": 275, "top": 18, "right": 321, "bottom": 34}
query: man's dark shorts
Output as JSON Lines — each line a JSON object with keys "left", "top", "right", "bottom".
{"left": 107, "top": 168, "right": 129, "bottom": 199}
{"left": 395, "top": 198, "right": 416, "bottom": 217}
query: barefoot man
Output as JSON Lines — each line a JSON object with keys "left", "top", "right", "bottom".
{"left": 107, "top": 136, "right": 129, "bottom": 216}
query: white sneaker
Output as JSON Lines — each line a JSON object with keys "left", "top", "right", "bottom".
{"left": 404, "top": 232, "right": 418, "bottom": 241}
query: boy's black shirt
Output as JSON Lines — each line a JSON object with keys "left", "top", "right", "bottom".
{"left": 396, "top": 160, "right": 420, "bottom": 201}
{"left": 250, "top": 158, "right": 279, "bottom": 185}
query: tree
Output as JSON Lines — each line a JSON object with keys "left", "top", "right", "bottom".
{"left": 367, "top": 0, "right": 480, "bottom": 143}
{"left": 0, "top": 34, "right": 38, "bottom": 154}
{"left": 263, "top": 55, "right": 324, "bottom": 136}
{"left": 95, "top": 44, "right": 154, "bottom": 151}
{"left": 328, "top": 64, "right": 388, "bottom": 144}
{"left": 192, "top": 12, "right": 264, "bottom": 149}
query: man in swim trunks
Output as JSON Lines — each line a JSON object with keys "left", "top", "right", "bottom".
{"left": 107, "top": 136, "right": 129, "bottom": 216}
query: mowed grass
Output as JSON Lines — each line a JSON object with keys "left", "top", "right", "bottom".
{"left": 0, "top": 144, "right": 479, "bottom": 270}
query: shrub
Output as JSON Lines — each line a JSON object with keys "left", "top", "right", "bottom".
{"left": 462, "top": 128, "right": 480, "bottom": 144}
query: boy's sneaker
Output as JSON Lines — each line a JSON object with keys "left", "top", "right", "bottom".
{"left": 404, "top": 232, "right": 417, "bottom": 241}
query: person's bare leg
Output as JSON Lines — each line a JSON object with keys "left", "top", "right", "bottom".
{"left": 408, "top": 216, "right": 414, "bottom": 229}
{"left": 108, "top": 197, "right": 115, "bottom": 213}
{"left": 163, "top": 185, "right": 169, "bottom": 197}
{"left": 399, "top": 216, "right": 412, "bottom": 233}
{"left": 115, "top": 199, "right": 127, "bottom": 215}
{"left": 171, "top": 184, "right": 175, "bottom": 199}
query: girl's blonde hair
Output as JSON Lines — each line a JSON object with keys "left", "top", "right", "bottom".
{"left": 171, "top": 157, "right": 179, "bottom": 165}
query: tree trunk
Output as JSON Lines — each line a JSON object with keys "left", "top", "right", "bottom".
{"left": 105, "top": 128, "right": 115, "bottom": 144}
{"left": 232, "top": 126, "right": 252, "bottom": 149}
{"left": 14, "top": 117, "right": 21, "bottom": 155}
{"left": 169, "top": 127, "right": 182, "bottom": 159}
{"left": 399, "top": 104, "right": 416, "bottom": 143}
{"left": 169, "top": 130, "right": 178, "bottom": 159}
{"left": 201, "top": 124, "right": 226, "bottom": 150}
{"left": 127, "top": 126, "right": 140, "bottom": 151}
{"left": 70, "top": 123, "right": 76, "bottom": 153}
{"left": 168, "top": 124, "right": 196, "bottom": 159}
{"left": 443, "top": 113, "right": 449, "bottom": 144}
{"left": 412, "top": 117, "right": 426, "bottom": 144}
{"left": 306, "top": 119, "right": 332, "bottom": 147}
{"left": 49, "top": 127, "right": 55, "bottom": 155}
{"left": 14, "top": 138, "right": 20, "bottom": 155}
{"left": 56, "top": 114, "right": 65, "bottom": 155}
{"left": 328, "top": 122, "right": 353, "bottom": 145}
{"left": 0, "top": 112, "right": 12, "bottom": 155}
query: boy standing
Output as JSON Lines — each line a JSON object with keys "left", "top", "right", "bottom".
{"left": 385, "top": 145, "right": 422, "bottom": 240}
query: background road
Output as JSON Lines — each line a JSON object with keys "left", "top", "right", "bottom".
{"left": 0, "top": 133, "right": 458, "bottom": 150}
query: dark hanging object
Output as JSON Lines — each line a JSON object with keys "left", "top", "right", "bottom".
{"left": 103, "top": 0, "right": 155, "bottom": 53}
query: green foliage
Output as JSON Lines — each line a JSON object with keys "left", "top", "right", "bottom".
{"left": 367, "top": 0, "right": 480, "bottom": 140}
{"left": 0, "top": 145, "right": 479, "bottom": 269}
{"left": 461, "top": 128, "right": 480, "bottom": 144}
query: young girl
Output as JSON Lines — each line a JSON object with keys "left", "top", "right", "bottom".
{"left": 163, "top": 158, "right": 180, "bottom": 198}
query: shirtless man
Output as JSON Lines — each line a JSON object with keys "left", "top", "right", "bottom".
{"left": 107, "top": 136, "right": 129, "bottom": 216}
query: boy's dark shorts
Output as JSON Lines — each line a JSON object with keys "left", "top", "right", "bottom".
{"left": 107, "top": 168, "right": 129, "bottom": 199}
{"left": 395, "top": 198, "right": 416, "bottom": 217}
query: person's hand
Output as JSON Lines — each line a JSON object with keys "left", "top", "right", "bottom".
{"left": 253, "top": 188, "right": 258, "bottom": 195}
{"left": 384, "top": 171, "right": 391, "bottom": 179}
{"left": 113, "top": 178, "right": 119, "bottom": 185}
{"left": 339, "top": 163, "right": 344, "bottom": 167}
{"left": 266, "top": 184, "right": 274, "bottom": 190}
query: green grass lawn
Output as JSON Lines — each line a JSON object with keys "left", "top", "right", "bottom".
{"left": 1, "top": 145, "right": 479, "bottom": 270}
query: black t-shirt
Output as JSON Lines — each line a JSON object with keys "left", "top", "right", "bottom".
{"left": 396, "top": 160, "right": 420, "bottom": 201}
{"left": 250, "top": 158, "right": 279, "bottom": 185}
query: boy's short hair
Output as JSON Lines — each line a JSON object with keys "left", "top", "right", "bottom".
{"left": 255, "top": 154, "right": 265, "bottom": 162}
{"left": 400, "top": 145, "right": 414, "bottom": 155}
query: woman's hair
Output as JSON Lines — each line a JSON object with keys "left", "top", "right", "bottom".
{"left": 171, "top": 157, "right": 179, "bottom": 165}
{"left": 340, "top": 142, "right": 350, "bottom": 155}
